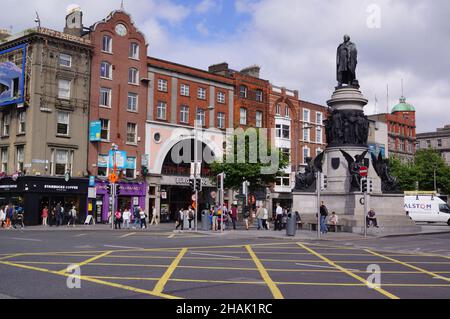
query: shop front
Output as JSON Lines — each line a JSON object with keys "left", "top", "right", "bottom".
{"left": 95, "top": 180, "right": 147, "bottom": 223}
{"left": 0, "top": 176, "right": 89, "bottom": 226}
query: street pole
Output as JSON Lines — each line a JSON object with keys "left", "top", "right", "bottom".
{"left": 221, "top": 172, "right": 224, "bottom": 233}
{"left": 317, "top": 171, "right": 321, "bottom": 239}
{"left": 194, "top": 119, "right": 199, "bottom": 232}
{"left": 364, "top": 177, "right": 368, "bottom": 238}
{"left": 111, "top": 147, "right": 117, "bottom": 230}
{"left": 434, "top": 165, "right": 437, "bottom": 193}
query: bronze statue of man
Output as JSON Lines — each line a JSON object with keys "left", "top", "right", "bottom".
{"left": 337, "top": 35, "right": 358, "bottom": 88}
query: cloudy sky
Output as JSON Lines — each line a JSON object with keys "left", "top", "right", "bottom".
{"left": 1, "top": 0, "right": 449, "bottom": 133}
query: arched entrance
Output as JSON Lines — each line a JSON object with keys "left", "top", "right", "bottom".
{"left": 158, "top": 139, "right": 217, "bottom": 222}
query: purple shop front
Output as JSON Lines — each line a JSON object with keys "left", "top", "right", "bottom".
{"left": 95, "top": 181, "right": 147, "bottom": 222}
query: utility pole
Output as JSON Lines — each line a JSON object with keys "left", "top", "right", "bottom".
{"left": 316, "top": 171, "right": 321, "bottom": 239}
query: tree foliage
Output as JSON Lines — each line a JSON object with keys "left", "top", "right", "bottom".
{"left": 390, "top": 149, "right": 450, "bottom": 194}
{"left": 210, "top": 129, "right": 289, "bottom": 191}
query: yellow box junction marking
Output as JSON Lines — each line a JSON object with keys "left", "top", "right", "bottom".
{"left": 297, "top": 243, "right": 399, "bottom": 300}
{"left": 57, "top": 251, "right": 113, "bottom": 274}
{"left": 246, "top": 245, "right": 284, "bottom": 299}
{"left": 153, "top": 248, "right": 188, "bottom": 294}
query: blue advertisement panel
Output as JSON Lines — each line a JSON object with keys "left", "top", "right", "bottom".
{"left": 0, "top": 44, "right": 27, "bottom": 107}
{"left": 109, "top": 151, "right": 127, "bottom": 169}
{"left": 89, "top": 121, "right": 101, "bottom": 141}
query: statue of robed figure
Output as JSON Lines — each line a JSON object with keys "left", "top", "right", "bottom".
{"left": 337, "top": 35, "right": 359, "bottom": 88}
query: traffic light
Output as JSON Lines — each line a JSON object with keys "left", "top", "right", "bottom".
{"left": 321, "top": 175, "right": 328, "bottom": 190}
{"left": 107, "top": 184, "right": 112, "bottom": 195}
{"left": 361, "top": 178, "right": 368, "bottom": 193}
{"left": 116, "top": 184, "right": 121, "bottom": 196}
{"left": 195, "top": 179, "right": 202, "bottom": 192}
{"left": 141, "top": 166, "right": 149, "bottom": 177}
{"left": 189, "top": 178, "right": 195, "bottom": 191}
{"left": 368, "top": 179, "right": 373, "bottom": 194}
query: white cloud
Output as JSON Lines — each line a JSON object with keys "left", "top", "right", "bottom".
{"left": 196, "top": 21, "right": 209, "bottom": 36}
{"left": 196, "top": 0, "right": 215, "bottom": 14}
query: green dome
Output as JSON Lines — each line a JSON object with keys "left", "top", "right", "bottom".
{"left": 392, "top": 96, "right": 415, "bottom": 113}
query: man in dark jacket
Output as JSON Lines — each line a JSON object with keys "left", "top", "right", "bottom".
{"left": 320, "top": 201, "right": 329, "bottom": 234}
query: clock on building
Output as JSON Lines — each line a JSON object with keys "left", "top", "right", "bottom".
{"left": 115, "top": 24, "right": 127, "bottom": 36}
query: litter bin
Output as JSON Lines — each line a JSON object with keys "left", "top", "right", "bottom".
{"left": 202, "top": 210, "right": 211, "bottom": 231}
{"left": 286, "top": 213, "right": 297, "bottom": 237}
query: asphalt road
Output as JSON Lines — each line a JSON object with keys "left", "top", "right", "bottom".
{"left": 0, "top": 228, "right": 449, "bottom": 300}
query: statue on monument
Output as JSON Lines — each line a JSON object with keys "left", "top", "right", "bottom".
{"left": 371, "top": 152, "right": 401, "bottom": 194}
{"left": 340, "top": 150, "right": 368, "bottom": 192}
{"left": 293, "top": 152, "right": 324, "bottom": 192}
{"left": 337, "top": 35, "right": 359, "bottom": 88}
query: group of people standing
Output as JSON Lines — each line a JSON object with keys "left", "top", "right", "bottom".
{"left": 40, "top": 203, "right": 77, "bottom": 227}
{"left": 0, "top": 204, "right": 24, "bottom": 230}
{"left": 110, "top": 206, "right": 147, "bottom": 230}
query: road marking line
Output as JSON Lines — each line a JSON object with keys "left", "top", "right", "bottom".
{"left": 119, "top": 233, "right": 136, "bottom": 238}
{"left": 104, "top": 245, "right": 144, "bottom": 250}
{"left": 0, "top": 254, "right": 22, "bottom": 261}
{"left": 11, "top": 238, "right": 42, "bottom": 242}
{"left": 153, "top": 248, "right": 188, "bottom": 294}
{"left": 57, "top": 251, "right": 113, "bottom": 274}
{"left": 73, "top": 234, "right": 88, "bottom": 238}
{"left": 246, "top": 245, "right": 284, "bottom": 299}
{"left": 295, "top": 263, "right": 360, "bottom": 272}
{"left": 190, "top": 252, "right": 241, "bottom": 259}
{"left": 91, "top": 276, "right": 265, "bottom": 285}
{"left": 297, "top": 243, "right": 399, "bottom": 300}
{"left": 0, "top": 260, "right": 180, "bottom": 299}
{"left": 365, "top": 249, "right": 450, "bottom": 283}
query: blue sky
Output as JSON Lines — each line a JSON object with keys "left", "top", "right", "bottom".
{"left": 1, "top": 0, "right": 449, "bottom": 133}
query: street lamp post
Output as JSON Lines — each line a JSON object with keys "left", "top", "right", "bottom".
{"left": 433, "top": 164, "right": 437, "bottom": 193}
{"left": 111, "top": 143, "right": 118, "bottom": 230}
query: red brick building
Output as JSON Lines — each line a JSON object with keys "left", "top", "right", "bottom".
{"left": 369, "top": 96, "right": 416, "bottom": 162}
{"left": 85, "top": 10, "right": 148, "bottom": 178}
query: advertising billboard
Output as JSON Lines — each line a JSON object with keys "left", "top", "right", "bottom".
{"left": 0, "top": 44, "right": 27, "bottom": 107}
{"left": 89, "top": 121, "right": 102, "bottom": 142}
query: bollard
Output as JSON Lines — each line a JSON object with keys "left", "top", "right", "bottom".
{"left": 286, "top": 213, "right": 297, "bottom": 237}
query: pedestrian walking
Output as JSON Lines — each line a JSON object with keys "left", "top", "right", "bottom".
{"left": 230, "top": 205, "right": 238, "bottom": 230}
{"left": 150, "top": 206, "right": 159, "bottom": 226}
{"left": 114, "top": 210, "right": 122, "bottom": 230}
{"left": 15, "top": 206, "right": 24, "bottom": 229}
{"left": 133, "top": 206, "right": 140, "bottom": 229}
{"left": 367, "top": 209, "right": 379, "bottom": 228}
{"left": 68, "top": 206, "right": 77, "bottom": 227}
{"left": 243, "top": 206, "right": 250, "bottom": 231}
{"left": 41, "top": 206, "right": 48, "bottom": 227}
{"left": 139, "top": 207, "right": 147, "bottom": 229}
{"left": 274, "top": 203, "right": 283, "bottom": 231}
{"left": 122, "top": 208, "right": 131, "bottom": 229}
{"left": 187, "top": 206, "right": 194, "bottom": 230}
{"left": 262, "top": 206, "right": 269, "bottom": 230}
{"left": 256, "top": 205, "right": 264, "bottom": 230}
{"left": 320, "top": 201, "right": 329, "bottom": 234}
{"left": 295, "top": 211, "right": 303, "bottom": 230}
{"left": 175, "top": 208, "right": 184, "bottom": 230}
{"left": 0, "top": 206, "right": 5, "bottom": 229}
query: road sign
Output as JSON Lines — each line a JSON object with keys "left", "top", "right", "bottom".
{"left": 109, "top": 173, "right": 118, "bottom": 183}
{"left": 359, "top": 166, "right": 368, "bottom": 177}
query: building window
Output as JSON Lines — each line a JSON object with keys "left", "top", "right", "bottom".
{"left": 438, "top": 139, "right": 442, "bottom": 147}
{"left": 282, "top": 125, "right": 290, "bottom": 140}
{"left": 53, "top": 149, "right": 72, "bottom": 176}
{"left": 240, "top": 108, "right": 247, "bottom": 125}
{"left": 276, "top": 125, "right": 282, "bottom": 138}
{"left": 196, "top": 109, "right": 206, "bottom": 127}
{"left": 100, "top": 88, "right": 112, "bottom": 107}
{"left": 275, "top": 104, "right": 281, "bottom": 115}
{"left": 217, "top": 92, "right": 225, "bottom": 104}
{"left": 158, "top": 79, "right": 168, "bottom": 92}
{"left": 426, "top": 140, "right": 431, "bottom": 148}
{"left": 18, "top": 111, "right": 26, "bottom": 134}
{"left": 198, "top": 88, "right": 207, "bottom": 100}
{"left": 2, "top": 113, "right": 10, "bottom": 136}
{"left": 127, "top": 123, "right": 137, "bottom": 144}
{"left": 239, "top": 86, "right": 248, "bottom": 98}
{"left": 180, "top": 106, "right": 189, "bottom": 124}
{"left": 281, "top": 148, "right": 291, "bottom": 163}
{"left": 316, "top": 112, "right": 323, "bottom": 125}
{"left": 16, "top": 146, "right": 24, "bottom": 172}
{"left": 128, "top": 68, "right": 139, "bottom": 84}
{"left": 58, "top": 79, "right": 71, "bottom": 99}
{"left": 100, "top": 119, "right": 110, "bottom": 141}
{"left": 127, "top": 93, "right": 138, "bottom": 112}
{"left": 180, "top": 84, "right": 190, "bottom": 96}
{"left": 1, "top": 148, "right": 7, "bottom": 173}
{"left": 256, "top": 111, "right": 263, "bottom": 128}
{"left": 303, "top": 125, "right": 310, "bottom": 142}
{"left": 100, "top": 62, "right": 112, "bottom": 79}
{"left": 102, "top": 35, "right": 112, "bottom": 53}
{"left": 256, "top": 90, "right": 263, "bottom": 102}
{"left": 97, "top": 154, "right": 108, "bottom": 177}
{"left": 126, "top": 157, "right": 136, "bottom": 178}
{"left": 59, "top": 53, "right": 72, "bottom": 67}
{"left": 157, "top": 101, "right": 167, "bottom": 120}
{"left": 316, "top": 127, "right": 322, "bottom": 144}
{"left": 399, "top": 141, "right": 404, "bottom": 152}
{"left": 57, "top": 112, "right": 69, "bottom": 136}
{"left": 317, "top": 148, "right": 323, "bottom": 156}
{"left": 217, "top": 112, "right": 225, "bottom": 129}
{"left": 303, "top": 147, "right": 310, "bottom": 164}
{"left": 129, "top": 42, "right": 139, "bottom": 59}
{"left": 276, "top": 174, "right": 291, "bottom": 187}
{"left": 285, "top": 107, "right": 290, "bottom": 118}
{"left": 303, "top": 109, "right": 310, "bottom": 122}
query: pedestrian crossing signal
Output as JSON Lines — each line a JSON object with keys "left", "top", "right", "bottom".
{"left": 195, "top": 179, "right": 202, "bottom": 192}
{"left": 189, "top": 178, "right": 195, "bottom": 191}
{"left": 361, "top": 178, "right": 368, "bottom": 193}
{"left": 116, "top": 184, "right": 121, "bottom": 195}
{"left": 107, "top": 184, "right": 112, "bottom": 195}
